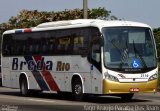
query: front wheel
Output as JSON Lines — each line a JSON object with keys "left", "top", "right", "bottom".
{"left": 72, "top": 78, "right": 83, "bottom": 101}
{"left": 120, "top": 93, "right": 134, "bottom": 101}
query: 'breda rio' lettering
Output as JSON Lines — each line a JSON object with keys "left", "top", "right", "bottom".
{"left": 56, "top": 61, "right": 70, "bottom": 71}
{"left": 12, "top": 57, "right": 53, "bottom": 71}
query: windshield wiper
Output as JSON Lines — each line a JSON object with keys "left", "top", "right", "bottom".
{"left": 119, "top": 40, "right": 129, "bottom": 69}
{"left": 110, "top": 39, "right": 122, "bottom": 56}
{"left": 133, "top": 40, "right": 147, "bottom": 69}
{"left": 110, "top": 39, "right": 128, "bottom": 70}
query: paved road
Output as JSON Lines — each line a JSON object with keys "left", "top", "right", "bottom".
{"left": 0, "top": 87, "right": 160, "bottom": 111}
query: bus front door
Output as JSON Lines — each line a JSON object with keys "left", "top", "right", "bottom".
{"left": 90, "top": 41, "right": 103, "bottom": 94}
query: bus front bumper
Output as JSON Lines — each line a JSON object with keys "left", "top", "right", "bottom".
{"left": 103, "top": 79, "right": 158, "bottom": 94}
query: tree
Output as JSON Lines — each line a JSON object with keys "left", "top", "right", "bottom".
{"left": 153, "top": 28, "right": 160, "bottom": 62}
{"left": 0, "top": 7, "right": 117, "bottom": 34}
{"left": 0, "top": 7, "right": 117, "bottom": 55}
{"left": 153, "top": 28, "right": 160, "bottom": 86}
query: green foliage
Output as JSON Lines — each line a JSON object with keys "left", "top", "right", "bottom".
{"left": 0, "top": 7, "right": 117, "bottom": 56}
{"left": 153, "top": 28, "right": 160, "bottom": 61}
{"left": 89, "top": 7, "right": 117, "bottom": 20}
{"left": 0, "top": 7, "right": 116, "bottom": 34}
{"left": 159, "top": 72, "right": 160, "bottom": 86}
{"left": 153, "top": 28, "right": 160, "bottom": 86}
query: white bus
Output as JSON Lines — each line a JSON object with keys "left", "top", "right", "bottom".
{"left": 1, "top": 19, "right": 158, "bottom": 100}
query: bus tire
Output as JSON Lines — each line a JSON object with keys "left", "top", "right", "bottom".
{"left": 120, "top": 93, "right": 134, "bottom": 101}
{"left": 20, "top": 77, "right": 29, "bottom": 96}
{"left": 72, "top": 78, "right": 83, "bottom": 101}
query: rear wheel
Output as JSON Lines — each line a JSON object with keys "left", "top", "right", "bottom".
{"left": 20, "top": 78, "right": 29, "bottom": 96}
{"left": 72, "top": 78, "right": 83, "bottom": 101}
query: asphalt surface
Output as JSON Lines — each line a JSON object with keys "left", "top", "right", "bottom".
{"left": 0, "top": 87, "right": 160, "bottom": 111}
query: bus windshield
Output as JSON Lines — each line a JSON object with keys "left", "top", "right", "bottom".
{"left": 102, "top": 27, "right": 157, "bottom": 72}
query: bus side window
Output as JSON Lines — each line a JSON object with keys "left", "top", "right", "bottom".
{"left": 73, "top": 28, "right": 89, "bottom": 55}
{"left": 73, "top": 36, "right": 83, "bottom": 54}
{"left": 2, "top": 35, "right": 12, "bottom": 56}
{"left": 3, "top": 45, "right": 10, "bottom": 56}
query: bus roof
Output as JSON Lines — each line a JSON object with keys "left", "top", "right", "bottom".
{"left": 3, "top": 19, "right": 151, "bottom": 35}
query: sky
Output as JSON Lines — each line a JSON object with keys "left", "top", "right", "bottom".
{"left": 0, "top": 0, "right": 160, "bottom": 28}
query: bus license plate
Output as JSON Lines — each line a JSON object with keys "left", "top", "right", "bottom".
{"left": 129, "top": 88, "right": 139, "bottom": 92}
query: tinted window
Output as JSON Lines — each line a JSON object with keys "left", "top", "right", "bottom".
{"left": 2, "top": 27, "right": 100, "bottom": 56}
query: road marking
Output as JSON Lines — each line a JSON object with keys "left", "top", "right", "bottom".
{"left": 0, "top": 95, "right": 55, "bottom": 103}
{"left": 0, "top": 95, "right": 24, "bottom": 100}
{"left": 28, "top": 99, "right": 55, "bottom": 103}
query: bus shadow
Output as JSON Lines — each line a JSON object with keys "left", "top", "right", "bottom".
{"left": 0, "top": 90, "right": 150, "bottom": 104}
{"left": 0, "top": 90, "right": 21, "bottom": 96}
{"left": 83, "top": 95, "right": 149, "bottom": 104}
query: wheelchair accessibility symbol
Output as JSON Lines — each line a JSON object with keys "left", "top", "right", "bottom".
{"left": 132, "top": 59, "right": 140, "bottom": 68}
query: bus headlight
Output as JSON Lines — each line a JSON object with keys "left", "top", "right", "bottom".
{"left": 104, "top": 72, "right": 119, "bottom": 82}
{"left": 148, "top": 73, "right": 158, "bottom": 81}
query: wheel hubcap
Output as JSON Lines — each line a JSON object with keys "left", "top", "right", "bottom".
{"left": 75, "top": 84, "right": 82, "bottom": 95}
